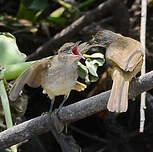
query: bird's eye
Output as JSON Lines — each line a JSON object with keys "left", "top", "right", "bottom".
{"left": 63, "top": 46, "right": 73, "bottom": 53}
{"left": 66, "top": 46, "right": 72, "bottom": 51}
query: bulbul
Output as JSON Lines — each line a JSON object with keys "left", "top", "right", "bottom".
{"left": 9, "top": 42, "right": 87, "bottom": 112}
{"left": 93, "top": 30, "right": 144, "bottom": 112}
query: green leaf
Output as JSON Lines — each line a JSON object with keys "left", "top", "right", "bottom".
{"left": 90, "top": 53, "right": 104, "bottom": 59}
{"left": 85, "top": 59, "right": 98, "bottom": 77}
{"left": 23, "top": 0, "right": 49, "bottom": 11}
{"left": 47, "top": 16, "right": 67, "bottom": 26}
{"left": 5, "top": 149, "right": 11, "bottom": 152}
{"left": 0, "top": 33, "right": 26, "bottom": 65}
{"left": 89, "top": 74, "right": 99, "bottom": 82}
{"left": 0, "top": 13, "right": 4, "bottom": 21}
{"left": 53, "top": 0, "right": 73, "bottom": 10}
{"left": 4, "top": 61, "right": 35, "bottom": 80}
{"left": 51, "top": 7, "right": 65, "bottom": 18}
{"left": 78, "top": 0, "right": 95, "bottom": 10}
{"left": 48, "top": 7, "right": 68, "bottom": 26}
{"left": 78, "top": 52, "right": 105, "bottom": 83}
{"left": 78, "top": 62, "right": 90, "bottom": 83}
{"left": 17, "top": 0, "right": 41, "bottom": 23}
{"left": 84, "top": 52, "right": 104, "bottom": 59}
{"left": 91, "top": 58, "right": 105, "bottom": 66}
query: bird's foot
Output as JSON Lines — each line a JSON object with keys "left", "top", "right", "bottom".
{"left": 49, "top": 98, "right": 55, "bottom": 113}
{"left": 50, "top": 109, "right": 65, "bottom": 134}
{"left": 41, "top": 112, "right": 48, "bottom": 115}
{"left": 50, "top": 110, "right": 81, "bottom": 151}
{"left": 56, "top": 96, "right": 68, "bottom": 114}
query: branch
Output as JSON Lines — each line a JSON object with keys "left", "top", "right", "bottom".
{"left": 140, "top": 0, "right": 147, "bottom": 133}
{"left": 0, "top": 71, "right": 153, "bottom": 148}
{"left": 26, "top": 0, "right": 122, "bottom": 61}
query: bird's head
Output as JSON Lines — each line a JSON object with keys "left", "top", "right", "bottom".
{"left": 92, "top": 30, "right": 122, "bottom": 47}
{"left": 58, "top": 42, "right": 84, "bottom": 62}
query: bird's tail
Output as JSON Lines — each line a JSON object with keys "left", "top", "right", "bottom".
{"left": 107, "top": 68, "right": 130, "bottom": 113}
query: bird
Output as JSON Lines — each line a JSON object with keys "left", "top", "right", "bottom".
{"left": 9, "top": 42, "right": 87, "bottom": 112}
{"left": 92, "top": 30, "right": 144, "bottom": 112}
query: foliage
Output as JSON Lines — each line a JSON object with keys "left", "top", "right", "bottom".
{"left": 78, "top": 53, "right": 105, "bottom": 83}
{"left": 0, "top": 33, "right": 32, "bottom": 152}
{"left": 0, "top": 33, "right": 26, "bottom": 65}
{"left": 16, "top": 0, "right": 95, "bottom": 26}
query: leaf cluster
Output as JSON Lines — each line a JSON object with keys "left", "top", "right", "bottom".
{"left": 78, "top": 53, "right": 105, "bottom": 83}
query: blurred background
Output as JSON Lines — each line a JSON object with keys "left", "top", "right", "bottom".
{"left": 1, "top": 0, "right": 153, "bottom": 152}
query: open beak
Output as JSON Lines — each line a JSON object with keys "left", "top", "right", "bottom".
{"left": 71, "top": 41, "right": 85, "bottom": 59}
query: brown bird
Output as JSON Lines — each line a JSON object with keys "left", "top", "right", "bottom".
{"left": 93, "top": 30, "right": 144, "bottom": 112}
{"left": 9, "top": 42, "right": 87, "bottom": 112}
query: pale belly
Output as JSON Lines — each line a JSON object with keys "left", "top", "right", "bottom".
{"left": 41, "top": 64, "right": 78, "bottom": 98}
{"left": 46, "top": 76, "right": 76, "bottom": 95}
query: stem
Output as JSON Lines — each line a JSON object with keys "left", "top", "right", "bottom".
{"left": 0, "top": 68, "right": 17, "bottom": 152}
{"left": 0, "top": 71, "right": 12, "bottom": 128}
{"left": 140, "top": 0, "right": 147, "bottom": 133}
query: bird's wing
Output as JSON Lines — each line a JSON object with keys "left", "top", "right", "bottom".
{"left": 123, "top": 50, "right": 143, "bottom": 72}
{"left": 26, "top": 58, "right": 51, "bottom": 87}
{"left": 9, "top": 57, "right": 52, "bottom": 101}
{"left": 72, "top": 81, "right": 87, "bottom": 91}
{"left": 106, "top": 42, "right": 143, "bottom": 72}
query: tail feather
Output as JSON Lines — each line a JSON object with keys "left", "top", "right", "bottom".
{"left": 9, "top": 68, "right": 30, "bottom": 101}
{"left": 119, "top": 80, "right": 129, "bottom": 112}
{"left": 107, "top": 74, "right": 120, "bottom": 112}
{"left": 107, "top": 69, "right": 130, "bottom": 112}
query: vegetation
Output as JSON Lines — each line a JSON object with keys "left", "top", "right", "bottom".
{"left": 0, "top": 0, "right": 153, "bottom": 152}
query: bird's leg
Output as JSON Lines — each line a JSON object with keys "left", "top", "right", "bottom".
{"left": 49, "top": 98, "right": 55, "bottom": 113}
{"left": 56, "top": 96, "right": 68, "bottom": 113}
{"left": 56, "top": 96, "right": 69, "bottom": 134}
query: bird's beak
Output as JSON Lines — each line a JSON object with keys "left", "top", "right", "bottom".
{"left": 71, "top": 42, "right": 85, "bottom": 59}
{"left": 81, "top": 55, "right": 85, "bottom": 60}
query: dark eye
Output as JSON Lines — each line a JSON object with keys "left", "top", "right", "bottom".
{"left": 64, "top": 46, "right": 74, "bottom": 54}
{"left": 66, "top": 46, "right": 72, "bottom": 51}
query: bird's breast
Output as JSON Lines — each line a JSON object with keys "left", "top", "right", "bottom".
{"left": 41, "top": 63, "right": 78, "bottom": 96}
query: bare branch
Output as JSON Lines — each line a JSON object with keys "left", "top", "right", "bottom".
{"left": 140, "top": 0, "right": 147, "bottom": 133}
{"left": 0, "top": 71, "right": 153, "bottom": 149}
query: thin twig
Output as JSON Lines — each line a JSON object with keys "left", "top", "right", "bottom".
{"left": 0, "top": 67, "right": 17, "bottom": 152}
{"left": 0, "top": 71, "right": 153, "bottom": 148}
{"left": 140, "top": 0, "right": 147, "bottom": 133}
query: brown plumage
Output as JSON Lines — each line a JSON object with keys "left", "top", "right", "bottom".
{"left": 93, "top": 30, "right": 144, "bottom": 112}
{"left": 9, "top": 42, "right": 87, "bottom": 111}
